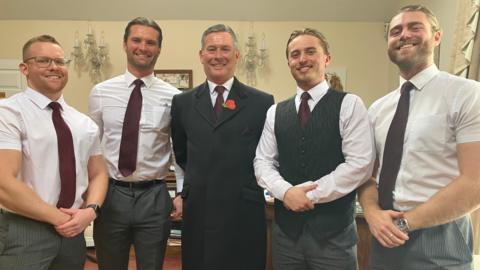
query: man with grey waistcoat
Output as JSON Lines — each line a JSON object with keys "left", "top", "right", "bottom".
{"left": 254, "top": 28, "right": 374, "bottom": 270}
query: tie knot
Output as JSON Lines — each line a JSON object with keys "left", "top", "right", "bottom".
{"left": 214, "top": 85, "right": 225, "bottom": 95}
{"left": 401, "top": 81, "right": 414, "bottom": 95}
{"left": 301, "top": 92, "right": 311, "bottom": 101}
{"left": 48, "top": 102, "right": 62, "bottom": 111}
{"left": 133, "top": 79, "right": 144, "bottom": 87}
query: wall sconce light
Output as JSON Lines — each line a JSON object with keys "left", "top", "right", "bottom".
{"left": 71, "top": 25, "right": 109, "bottom": 84}
{"left": 239, "top": 25, "right": 268, "bottom": 86}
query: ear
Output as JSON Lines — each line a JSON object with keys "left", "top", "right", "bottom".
{"left": 287, "top": 57, "right": 293, "bottom": 68}
{"left": 123, "top": 41, "right": 127, "bottom": 52}
{"left": 433, "top": 31, "right": 442, "bottom": 47}
{"left": 234, "top": 49, "right": 240, "bottom": 61}
{"left": 324, "top": 54, "right": 332, "bottom": 67}
{"left": 19, "top": 62, "right": 28, "bottom": 76}
{"left": 199, "top": 49, "right": 204, "bottom": 64}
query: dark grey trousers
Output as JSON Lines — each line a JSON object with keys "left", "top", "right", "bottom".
{"left": 93, "top": 181, "right": 172, "bottom": 270}
{"left": 370, "top": 216, "right": 473, "bottom": 270}
{"left": 0, "top": 210, "right": 86, "bottom": 270}
{"left": 272, "top": 221, "right": 358, "bottom": 270}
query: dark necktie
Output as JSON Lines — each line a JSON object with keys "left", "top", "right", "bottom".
{"left": 118, "top": 79, "right": 144, "bottom": 177}
{"left": 49, "top": 102, "right": 76, "bottom": 208}
{"left": 378, "top": 81, "right": 415, "bottom": 210}
{"left": 298, "top": 92, "right": 311, "bottom": 128}
{"left": 213, "top": 85, "right": 225, "bottom": 120}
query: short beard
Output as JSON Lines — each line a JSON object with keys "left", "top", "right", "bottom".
{"left": 388, "top": 41, "right": 433, "bottom": 73}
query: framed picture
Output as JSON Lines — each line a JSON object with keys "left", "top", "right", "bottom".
{"left": 154, "top": 69, "right": 193, "bottom": 90}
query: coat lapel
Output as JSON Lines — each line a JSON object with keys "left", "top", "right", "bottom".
{"left": 215, "top": 78, "right": 247, "bottom": 128}
{"left": 193, "top": 78, "right": 248, "bottom": 129}
{"left": 194, "top": 82, "right": 216, "bottom": 128}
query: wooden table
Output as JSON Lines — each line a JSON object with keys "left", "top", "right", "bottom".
{"left": 265, "top": 202, "right": 372, "bottom": 270}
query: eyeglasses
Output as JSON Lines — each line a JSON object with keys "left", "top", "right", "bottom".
{"left": 23, "top": 56, "right": 71, "bottom": 68}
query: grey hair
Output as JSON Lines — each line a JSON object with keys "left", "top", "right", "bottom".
{"left": 201, "top": 24, "right": 239, "bottom": 49}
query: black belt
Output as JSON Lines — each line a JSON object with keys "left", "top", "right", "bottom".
{"left": 109, "top": 178, "right": 164, "bottom": 189}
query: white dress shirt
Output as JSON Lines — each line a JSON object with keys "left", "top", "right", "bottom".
{"left": 254, "top": 80, "right": 375, "bottom": 203}
{"left": 0, "top": 88, "right": 101, "bottom": 208}
{"left": 89, "top": 70, "right": 184, "bottom": 191}
{"left": 207, "top": 77, "right": 234, "bottom": 105}
{"left": 369, "top": 65, "right": 480, "bottom": 211}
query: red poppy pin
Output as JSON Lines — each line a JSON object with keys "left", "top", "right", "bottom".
{"left": 223, "top": 99, "right": 236, "bottom": 110}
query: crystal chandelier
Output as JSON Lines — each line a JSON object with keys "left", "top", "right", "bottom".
{"left": 239, "top": 27, "right": 268, "bottom": 86}
{"left": 71, "top": 26, "right": 109, "bottom": 84}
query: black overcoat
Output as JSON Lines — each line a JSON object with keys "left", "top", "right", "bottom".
{"left": 171, "top": 78, "right": 274, "bottom": 270}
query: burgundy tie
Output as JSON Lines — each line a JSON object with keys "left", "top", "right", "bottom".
{"left": 213, "top": 85, "right": 225, "bottom": 120}
{"left": 118, "top": 79, "right": 144, "bottom": 177}
{"left": 49, "top": 102, "right": 76, "bottom": 208}
{"left": 298, "top": 92, "right": 311, "bottom": 128}
{"left": 378, "top": 81, "right": 414, "bottom": 210}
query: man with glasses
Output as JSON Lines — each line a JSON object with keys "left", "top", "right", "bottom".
{"left": 0, "top": 35, "right": 108, "bottom": 269}
{"left": 89, "top": 17, "right": 183, "bottom": 270}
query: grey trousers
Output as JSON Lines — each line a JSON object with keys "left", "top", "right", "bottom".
{"left": 94, "top": 180, "right": 172, "bottom": 270}
{"left": 272, "top": 221, "right": 358, "bottom": 270}
{"left": 370, "top": 216, "right": 473, "bottom": 270}
{"left": 0, "top": 210, "right": 86, "bottom": 270}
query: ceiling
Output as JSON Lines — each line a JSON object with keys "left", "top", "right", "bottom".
{"left": 0, "top": 0, "right": 400, "bottom": 22}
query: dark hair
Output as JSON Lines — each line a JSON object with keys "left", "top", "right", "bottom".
{"left": 396, "top": 5, "right": 441, "bottom": 33}
{"left": 286, "top": 28, "right": 330, "bottom": 59}
{"left": 201, "top": 24, "right": 238, "bottom": 49}
{"left": 124, "top": 17, "right": 163, "bottom": 47}
{"left": 22, "top": 35, "right": 61, "bottom": 60}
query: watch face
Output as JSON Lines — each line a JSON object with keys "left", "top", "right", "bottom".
{"left": 394, "top": 218, "right": 408, "bottom": 232}
{"left": 87, "top": 204, "right": 100, "bottom": 215}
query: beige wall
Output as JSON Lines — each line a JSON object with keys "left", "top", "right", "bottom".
{"left": 1, "top": 19, "right": 393, "bottom": 113}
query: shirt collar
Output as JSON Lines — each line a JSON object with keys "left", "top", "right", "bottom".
{"left": 399, "top": 64, "right": 439, "bottom": 91}
{"left": 208, "top": 77, "right": 234, "bottom": 94}
{"left": 124, "top": 70, "right": 155, "bottom": 88}
{"left": 24, "top": 87, "right": 66, "bottom": 110}
{"left": 295, "top": 80, "right": 329, "bottom": 102}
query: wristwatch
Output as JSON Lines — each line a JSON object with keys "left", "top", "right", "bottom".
{"left": 394, "top": 217, "right": 410, "bottom": 233}
{"left": 85, "top": 204, "right": 101, "bottom": 217}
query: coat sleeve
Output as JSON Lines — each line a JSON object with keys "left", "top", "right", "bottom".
{"left": 171, "top": 95, "right": 187, "bottom": 171}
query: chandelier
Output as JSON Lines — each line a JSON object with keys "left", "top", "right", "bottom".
{"left": 71, "top": 26, "right": 109, "bottom": 84}
{"left": 239, "top": 27, "right": 268, "bottom": 86}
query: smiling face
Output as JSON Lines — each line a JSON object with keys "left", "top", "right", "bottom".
{"left": 124, "top": 24, "right": 161, "bottom": 78}
{"left": 19, "top": 41, "right": 68, "bottom": 100}
{"left": 387, "top": 11, "right": 441, "bottom": 78}
{"left": 199, "top": 31, "right": 240, "bottom": 85}
{"left": 287, "top": 34, "right": 331, "bottom": 91}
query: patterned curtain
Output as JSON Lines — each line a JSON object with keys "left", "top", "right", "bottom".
{"left": 449, "top": 0, "right": 480, "bottom": 255}
{"left": 449, "top": 0, "right": 480, "bottom": 77}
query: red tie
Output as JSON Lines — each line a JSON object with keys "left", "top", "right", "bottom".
{"left": 118, "top": 79, "right": 144, "bottom": 177}
{"left": 298, "top": 92, "right": 311, "bottom": 128}
{"left": 378, "top": 81, "right": 414, "bottom": 210}
{"left": 49, "top": 102, "right": 76, "bottom": 208}
{"left": 213, "top": 85, "right": 225, "bottom": 121}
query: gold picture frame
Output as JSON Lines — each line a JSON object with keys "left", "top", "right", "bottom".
{"left": 154, "top": 69, "right": 193, "bottom": 90}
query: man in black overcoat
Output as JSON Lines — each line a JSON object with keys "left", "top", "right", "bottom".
{"left": 171, "top": 24, "right": 274, "bottom": 270}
